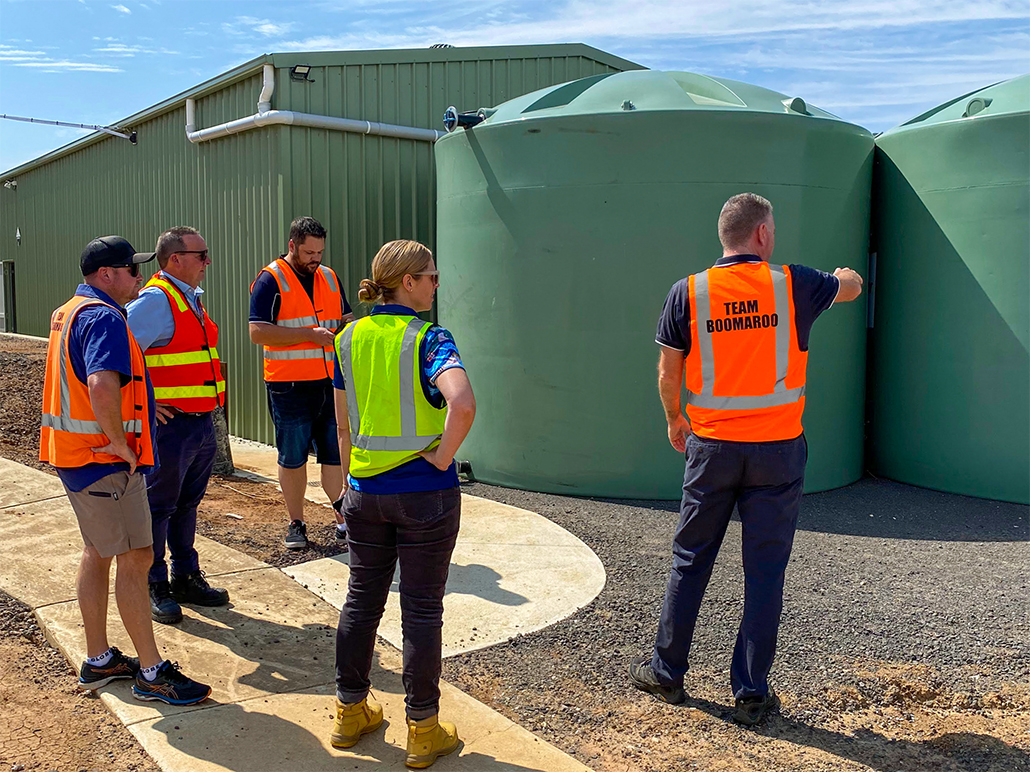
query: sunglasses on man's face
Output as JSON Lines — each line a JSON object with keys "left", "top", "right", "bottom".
{"left": 177, "top": 250, "right": 210, "bottom": 262}
{"left": 113, "top": 263, "right": 141, "bottom": 277}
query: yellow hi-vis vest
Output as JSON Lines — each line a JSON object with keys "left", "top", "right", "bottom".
{"left": 335, "top": 313, "right": 446, "bottom": 477}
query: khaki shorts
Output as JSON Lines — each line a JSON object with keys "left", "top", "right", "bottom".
{"left": 64, "top": 472, "right": 153, "bottom": 558}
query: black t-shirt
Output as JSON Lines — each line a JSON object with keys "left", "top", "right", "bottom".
{"left": 655, "top": 255, "right": 840, "bottom": 354}
{"left": 249, "top": 257, "right": 352, "bottom": 324}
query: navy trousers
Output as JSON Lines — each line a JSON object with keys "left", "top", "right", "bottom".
{"left": 651, "top": 432, "right": 807, "bottom": 699}
{"left": 145, "top": 412, "right": 216, "bottom": 585}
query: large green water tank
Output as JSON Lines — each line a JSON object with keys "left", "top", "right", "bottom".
{"left": 870, "top": 76, "right": 1029, "bottom": 504}
{"left": 435, "top": 70, "right": 873, "bottom": 499}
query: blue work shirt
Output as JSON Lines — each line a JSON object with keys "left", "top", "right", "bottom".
{"left": 56, "top": 284, "right": 158, "bottom": 492}
{"left": 333, "top": 304, "right": 465, "bottom": 494}
{"left": 655, "top": 255, "right": 841, "bottom": 353}
{"left": 126, "top": 273, "right": 204, "bottom": 351}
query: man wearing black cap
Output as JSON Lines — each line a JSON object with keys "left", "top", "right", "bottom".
{"left": 40, "top": 236, "right": 211, "bottom": 705}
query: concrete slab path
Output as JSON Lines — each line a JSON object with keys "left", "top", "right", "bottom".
{"left": 229, "top": 438, "right": 606, "bottom": 656}
{"left": 0, "top": 457, "right": 593, "bottom": 772}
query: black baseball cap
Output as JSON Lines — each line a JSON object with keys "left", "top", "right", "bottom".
{"left": 80, "top": 236, "right": 156, "bottom": 276}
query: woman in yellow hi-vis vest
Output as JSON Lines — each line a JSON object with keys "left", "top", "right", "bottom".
{"left": 328, "top": 240, "right": 476, "bottom": 768}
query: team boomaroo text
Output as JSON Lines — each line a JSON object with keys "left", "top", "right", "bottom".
{"left": 706, "top": 300, "right": 779, "bottom": 333}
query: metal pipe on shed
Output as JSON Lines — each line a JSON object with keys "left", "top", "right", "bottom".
{"left": 185, "top": 63, "right": 444, "bottom": 144}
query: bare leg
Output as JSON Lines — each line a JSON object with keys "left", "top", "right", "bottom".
{"left": 321, "top": 464, "right": 345, "bottom": 525}
{"left": 77, "top": 546, "right": 113, "bottom": 659}
{"left": 279, "top": 464, "right": 308, "bottom": 523}
{"left": 114, "top": 546, "right": 162, "bottom": 669}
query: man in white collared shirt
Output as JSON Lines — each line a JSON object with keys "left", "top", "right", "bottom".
{"left": 127, "top": 227, "right": 229, "bottom": 625}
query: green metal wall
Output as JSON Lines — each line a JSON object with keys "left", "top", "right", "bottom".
{"left": 0, "top": 46, "right": 639, "bottom": 446}
{"left": 437, "top": 71, "right": 873, "bottom": 499}
{"left": 870, "top": 76, "right": 1029, "bottom": 504}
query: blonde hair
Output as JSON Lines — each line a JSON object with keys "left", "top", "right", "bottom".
{"left": 358, "top": 240, "right": 434, "bottom": 304}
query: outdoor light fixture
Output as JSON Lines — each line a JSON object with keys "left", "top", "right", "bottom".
{"left": 290, "top": 65, "right": 313, "bottom": 82}
{"left": 2, "top": 180, "right": 15, "bottom": 190}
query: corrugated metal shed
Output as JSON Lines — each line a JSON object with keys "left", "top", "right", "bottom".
{"left": 0, "top": 45, "right": 640, "bottom": 444}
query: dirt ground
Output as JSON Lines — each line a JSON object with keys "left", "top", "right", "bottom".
{"left": 2, "top": 333, "right": 1028, "bottom": 772}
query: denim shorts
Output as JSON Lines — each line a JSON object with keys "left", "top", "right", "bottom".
{"left": 265, "top": 379, "right": 341, "bottom": 469}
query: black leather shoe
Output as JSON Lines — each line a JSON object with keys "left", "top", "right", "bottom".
{"left": 732, "top": 689, "right": 780, "bottom": 726}
{"left": 170, "top": 570, "right": 229, "bottom": 607}
{"left": 149, "top": 581, "right": 183, "bottom": 625}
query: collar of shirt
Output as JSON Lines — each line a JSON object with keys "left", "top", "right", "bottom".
{"left": 372, "top": 304, "right": 420, "bottom": 317}
{"left": 161, "top": 272, "right": 203, "bottom": 313}
{"left": 714, "top": 254, "right": 763, "bottom": 267}
{"left": 75, "top": 283, "right": 126, "bottom": 317}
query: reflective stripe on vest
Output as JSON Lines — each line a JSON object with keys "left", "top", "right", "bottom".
{"left": 41, "top": 413, "right": 143, "bottom": 434}
{"left": 263, "top": 349, "right": 335, "bottom": 361}
{"left": 338, "top": 317, "right": 443, "bottom": 453}
{"left": 687, "top": 264, "right": 804, "bottom": 410}
{"left": 145, "top": 348, "right": 220, "bottom": 367}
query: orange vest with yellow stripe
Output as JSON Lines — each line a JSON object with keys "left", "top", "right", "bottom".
{"left": 684, "top": 262, "right": 807, "bottom": 441}
{"left": 251, "top": 257, "right": 343, "bottom": 382}
{"left": 141, "top": 271, "right": 226, "bottom": 413}
{"left": 40, "top": 295, "right": 155, "bottom": 468}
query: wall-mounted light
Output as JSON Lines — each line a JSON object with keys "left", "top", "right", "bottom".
{"left": 2, "top": 180, "right": 16, "bottom": 190}
{"left": 290, "top": 65, "right": 313, "bottom": 82}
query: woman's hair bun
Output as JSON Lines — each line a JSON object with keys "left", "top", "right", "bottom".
{"left": 357, "top": 278, "right": 383, "bottom": 304}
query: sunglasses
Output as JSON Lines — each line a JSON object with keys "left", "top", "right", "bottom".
{"left": 176, "top": 250, "right": 210, "bottom": 262}
{"left": 414, "top": 270, "right": 439, "bottom": 285}
{"left": 113, "top": 263, "right": 141, "bottom": 277}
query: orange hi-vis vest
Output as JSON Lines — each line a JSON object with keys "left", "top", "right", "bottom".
{"left": 40, "top": 295, "right": 155, "bottom": 468}
{"left": 684, "top": 262, "right": 807, "bottom": 442}
{"left": 252, "top": 258, "right": 343, "bottom": 382}
{"left": 141, "top": 271, "right": 226, "bottom": 413}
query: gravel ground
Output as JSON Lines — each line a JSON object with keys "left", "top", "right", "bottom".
{"left": 441, "top": 478, "right": 1030, "bottom": 771}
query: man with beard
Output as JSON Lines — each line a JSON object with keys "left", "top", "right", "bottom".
{"left": 249, "top": 217, "right": 353, "bottom": 550}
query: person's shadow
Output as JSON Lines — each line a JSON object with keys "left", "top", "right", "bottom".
{"left": 149, "top": 699, "right": 565, "bottom": 771}
{"left": 679, "top": 694, "right": 1030, "bottom": 771}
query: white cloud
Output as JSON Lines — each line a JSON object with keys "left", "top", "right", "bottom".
{"left": 15, "top": 60, "right": 123, "bottom": 72}
{"left": 223, "top": 15, "right": 295, "bottom": 38}
{"left": 92, "top": 42, "right": 180, "bottom": 56}
{"left": 111, "top": 4, "right": 130, "bottom": 14}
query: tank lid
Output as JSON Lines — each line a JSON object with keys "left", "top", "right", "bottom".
{"left": 884, "top": 74, "right": 1029, "bottom": 134}
{"left": 470, "top": 69, "right": 849, "bottom": 126}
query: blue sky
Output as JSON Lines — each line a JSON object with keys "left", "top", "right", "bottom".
{"left": 1, "top": 0, "right": 1027, "bottom": 172}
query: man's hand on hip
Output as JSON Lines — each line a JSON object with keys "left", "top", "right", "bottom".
{"left": 667, "top": 413, "right": 691, "bottom": 453}
{"left": 91, "top": 440, "right": 138, "bottom": 475}
{"left": 155, "top": 403, "right": 177, "bottom": 425}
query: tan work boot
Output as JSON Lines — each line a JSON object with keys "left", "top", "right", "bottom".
{"left": 405, "top": 715, "right": 460, "bottom": 768}
{"left": 330, "top": 695, "right": 383, "bottom": 748}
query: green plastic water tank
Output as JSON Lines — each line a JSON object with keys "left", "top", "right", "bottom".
{"left": 435, "top": 70, "right": 873, "bottom": 499}
{"left": 871, "top": 76, "right": 1030, "bottom": 504}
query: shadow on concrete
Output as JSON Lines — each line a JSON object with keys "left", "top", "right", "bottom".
{"left": 324, "top": 553, "right": 531, "bottom": 606}
{"left": 150, "top": 699, "right": 571, "bottom": 772}
{"left": 612, "top": 476, "right": 1029, "bottom": 542}
{"left": 680, "top": 694, "right": 1030, "bottom": 772}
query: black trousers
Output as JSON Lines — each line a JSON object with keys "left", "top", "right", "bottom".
{"left": 651, "top": 433, "right": 807, "bottom": 699}
{"left": 334, "top": 486, "right": 461, "bottom": 719}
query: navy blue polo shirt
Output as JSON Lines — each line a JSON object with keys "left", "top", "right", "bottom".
{"left": 655, "top": 255, "right": 840, "bottom": 353}
{"left": 55, "top": 285, "right": 158, "bottom": 492}
{"left": 332, "top": 304, "right": 465, "bottom": 494}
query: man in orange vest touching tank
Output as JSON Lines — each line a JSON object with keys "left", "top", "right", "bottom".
{"left": 629, "top": 193, "right": 864, "bottom": 725}
{"left": 127, "top": 226, "right": 229, "bottom": 625}
{"left": 249, "top": 217, "right": 354, "bottom": 550}
{"left": 41, "top": 235, "right": 210, "bottom": 705}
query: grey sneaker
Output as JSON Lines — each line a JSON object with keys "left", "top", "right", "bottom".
{"left": 334, "top": 525, "right": 349, "bottom": 548}
{"left": 628, "top": 656, "right": 685, "bottom": 705}
{"left": 284, "top": 520, "right": 308, "bottom": 550}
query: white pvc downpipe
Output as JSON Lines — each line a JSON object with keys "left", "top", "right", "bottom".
{"left": 185, "top": 64, "right": 444, "bottom": 144}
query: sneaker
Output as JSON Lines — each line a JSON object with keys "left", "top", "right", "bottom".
{"left": 171, "top": 570, "right": 230, "bottom": 607}
{"left": 284, "top": 520, "right": 308, "bottom": 550}
{"left": 334, "top": 525, "right": 349, "bottom": 548}
{"left": 406, "top": 715, "right": 461, "bottom": 769}
{"left": 78, "top": 647, "right": 140, "bottom": 690}
{"left": 330, "top": 695, "right": 383, "bottom": 749}
{"left": 732, "top": 689, "right": 780, "bottom": 726}
{"left": 131, "top": 661, "right": 212, "bottom": 705}
{"left": 149, "top": 581, "right": 183, "bottom": 625}
{"left": 628, "top": 656, "right": 685, "bottom": 705}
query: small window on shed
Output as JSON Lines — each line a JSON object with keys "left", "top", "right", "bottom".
{"left": 522, "top": 73, "right": 615, "bottom": 113}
